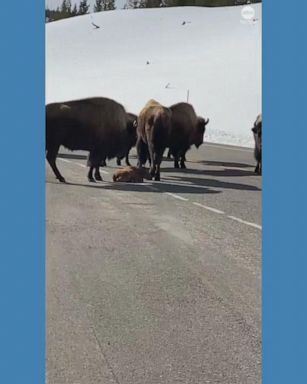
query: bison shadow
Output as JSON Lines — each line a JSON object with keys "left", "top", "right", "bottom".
{"left": 162, "top": 174, "right": 261, "bottom": 192}
{"left": 58, "top": 153, "right": 87, "bottom": 160}
{"left": 46, "top": 179, "right": 221, "bottom": 195}
{"left": 195, "top": 160, "right": 253, "bottom": 168}
{"left": 161, "top": 166, "right": 256, "bottom": 178}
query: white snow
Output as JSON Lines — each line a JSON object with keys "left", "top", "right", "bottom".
{"left": 46, "top": 5, "right": 262, "bottom": 147}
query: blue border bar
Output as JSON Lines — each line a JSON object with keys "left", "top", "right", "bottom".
{"left": 263, "top": 1, "right": 307, "bottom": 383}
{"left": 1, "top": 1, "right": 307, "bottom": 383}
{"left": 0, "top": 2, "right": 45, "bottom": 383}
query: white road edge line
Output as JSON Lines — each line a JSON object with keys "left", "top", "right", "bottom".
{"left": 205, "top": 143, "right": 253, "bottom": 153}
{"left": 145, "top": 185, "right": 160, "bottom": 192}
{"left": 59, "top": 158, "right": 261, "bottom": 230}
{"left": 228, "top": 215, "right": 262, "bottom": 230}
{"left": 58, "top": 158, "right": 71, "bottom": 164}
{"left": 192, "top": 202, "right": 224, "bottom": 214}
{"left": 165, "top": 192, "right": 189, "bottom": 202}
{"left": 58, "top": 158, "right": 109, "bottom": 174}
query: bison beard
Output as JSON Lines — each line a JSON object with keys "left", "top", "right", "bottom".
{"left": 46, "top": 97, "right": 128, "bottom": 183}
{"left": 136, "top": 100, "right": 172, "bottom": 181}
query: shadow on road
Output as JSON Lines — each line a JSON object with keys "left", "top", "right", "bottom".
{"left": 46, "top": 179, "right": 221, "bottom": 195}
{"left": 161, "top": 166, "right": 256, "bottom": 178}
{"left": 58, "top": 153, "right": 87, "bottom": 160}
{"left": 163, "top": 174, "right": 261, "bottom": 191}
{"left": 195, "top": 160, "right": 254, "bottom": 168}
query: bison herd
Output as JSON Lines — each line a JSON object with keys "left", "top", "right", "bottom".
{"left": 46, "top": 96, "right": 262, "bottom": 183}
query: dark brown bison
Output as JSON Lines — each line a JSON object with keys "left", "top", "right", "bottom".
{"left": 167, "top": 102, "right": 209, "bottom": 169}
{"left": 112, "top": 166, "right": 151, "bottom": 183}
{"left": 99, "top": 113, "right": 138, "bottom": 167}
{"left": 252, "top": 114, "right": 262, "bottom": 175}
{"left": 46, "top": 97, "right": 127, "bottom": 183}
{"left": 136, "top": 99, "right": 172, "bottom": 181}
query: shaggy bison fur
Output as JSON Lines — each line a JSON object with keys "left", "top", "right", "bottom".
{"left": 112, "top": 166, "right": 151, "bottom": 183}
{"left": 167, "top": 102, "right": 209, "bottom": 169}
{"left": 99, "top": 113, "right": 138, "bottom": 167}
{"left": 136, "top": 99, "right": 172, "bottom": 181}
{"left": 46, "top": 97, "right": 128, "bottom": 183}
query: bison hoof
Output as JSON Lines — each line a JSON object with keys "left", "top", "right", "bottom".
{"left": 174, "top": 163, "right": 180, "bottom": 169}
{"left": 95, "top": 175, "right": 103, "bottom": 181}
{"left": 126, "top": 161, "right": 131, "bottom": 166}
{"left": 180, "top": 163, "right": 187, "bottom": 169}
{"left": 58, "top": 176, "right": 66, "bottom": 183}
{"left": 88, "top": 177, "right": 96, "bottom": 183}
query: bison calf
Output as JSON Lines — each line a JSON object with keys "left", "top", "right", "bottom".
{"left": 112, "top": 166, "right": 151, "bottom": 183}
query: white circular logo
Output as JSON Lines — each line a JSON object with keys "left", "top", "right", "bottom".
{"left": 241, "top": 5, "right": 255, "bottom": 21}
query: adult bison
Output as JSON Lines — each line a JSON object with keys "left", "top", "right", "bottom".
{"left": 46, "top": 97, "right": 128, "bottom": 183}
{"left": 167, "top": 102, "right": 209, "bottom": 169}
{"left": 252, "top": 114, "right": 262, "bottom": 175}
{"left": 100, "top": 112, "right": 138, "bottom": 167}
{"left": 136, "top": 99, "right": 172, "bottom": 181}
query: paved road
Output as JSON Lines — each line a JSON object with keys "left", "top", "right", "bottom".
{"left": 46, "top": 143, "right": 261, "bottom": 384}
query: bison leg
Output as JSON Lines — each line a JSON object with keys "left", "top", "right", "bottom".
{"left": 147, "top": 142, "right": 157, "bottom": 178}
{"left": 136, "top": 137, "right": 149, "bottom": 168}
{"left": 116, "top": 157, "right": 122, "bottom": 166}
{"left": 87, "top": 166, "right": 96, "bottom": 182}
{"left": 171, "top": 149, "right": 180, "bottom": 168}
{"left": 125, "top": 152, "right": 131, "bottom": 166}
{"left": 180, "top": 153, "right": 187, "bottom": 169}
{"left": 101, "top": 158, "right": 107, "bottom": 167}
{"left": 46, "top": 146, "right": 66, "bottom": 183}
{"left": 174, "top": 156, "right": 180, "bottom": 169}
{"left": 88, "top": 150, "right": 104, "bottom": 182}
{"left": 167, "top": 149, "right": 172, "bottom": 159}
{"left": 255, "top": 161, "right": 262, "bottom": 175}
{"left": 255, "top": 161, "right": 261, "bottom": 175}
{"left": 154, "top": 164, "right": 160, "bottom": 181}
{"left": 94, "top": 167, "right": 103, "bottom": 181}
{"left": 153, "top": 150, "right": 164, "bottom": 181}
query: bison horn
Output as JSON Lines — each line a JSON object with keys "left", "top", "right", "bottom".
{"left": 205, "top": 118, "right": 210, "bottom": 125}
{"left": 133, "top": 120, "right": 138, "bottom": 128}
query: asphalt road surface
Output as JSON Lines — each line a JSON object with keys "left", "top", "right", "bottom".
{"left": 46, "top": 143, "right": 262, "bottom": 384}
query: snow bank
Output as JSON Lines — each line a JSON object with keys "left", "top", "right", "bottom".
{"left": 46, "top": 5, "right": 261, "bottom": 147}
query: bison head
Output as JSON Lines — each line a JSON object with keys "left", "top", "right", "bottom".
{"left": 126, "top": 114, "right": 138, "bottom": 147}
{"left": 192, "top": 117, "right": 209, "bottom": 148}
{"left": 252, "top": 116, "right": 262, "bottom": 152}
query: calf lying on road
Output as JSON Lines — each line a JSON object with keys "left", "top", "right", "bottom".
{"left": 113, "top": 166, "right": 151, "bottom": 183}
